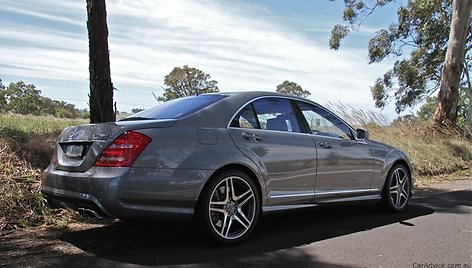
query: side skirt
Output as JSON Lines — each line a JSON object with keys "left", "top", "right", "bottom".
{"left": 262, "top": 194, "right": 382, "bottom": 213}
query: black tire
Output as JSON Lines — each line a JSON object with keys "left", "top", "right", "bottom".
{"left": 197, "top": 169, "right": 260, "bottom": 244}
{"left": 381, "top": 164, "right": 411, "bottom": 212}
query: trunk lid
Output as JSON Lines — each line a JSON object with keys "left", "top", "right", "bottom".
{"left": 54, "top": 119, "right": 176, "bottom": 172}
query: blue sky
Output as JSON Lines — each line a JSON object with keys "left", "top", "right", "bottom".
{"left": 0, "top": 0, "right": 411, "bottom": 119}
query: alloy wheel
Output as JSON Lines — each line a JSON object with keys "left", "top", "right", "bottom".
{"left": 208, "top": 175, "right": 256, "bottom": 240}
{"left": 388, "top": 167, "right": 410, "bottom": 209}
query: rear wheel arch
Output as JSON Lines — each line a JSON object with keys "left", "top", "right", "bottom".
{"left": 197, "top": 164, "right": 264, "bottom": 209}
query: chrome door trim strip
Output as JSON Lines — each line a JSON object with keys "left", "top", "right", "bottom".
{"left": 262, "top": 203, "right": 319, "bottom": 212}
{"left": 315, "top": 189, "right": 373, "bottom": 196}
{"left": 269, "top": 192, "right": 315, "bottom": 199}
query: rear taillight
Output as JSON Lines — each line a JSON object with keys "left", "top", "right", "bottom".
{"left": 94, "top": 131, "right": 151, "bottom": 167}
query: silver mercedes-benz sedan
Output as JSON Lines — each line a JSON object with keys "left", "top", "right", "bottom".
{"left": 42, "top": 91, "right": 413, "bottom": 244}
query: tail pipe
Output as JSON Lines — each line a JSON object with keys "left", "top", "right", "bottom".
{"left": 77, "top": 208, "right": 104, "bottom": 219}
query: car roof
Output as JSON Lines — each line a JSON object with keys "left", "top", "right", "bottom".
{"left": 178, "top": 91, "right": 320, "bottom": 129}
{"left": 203, "top": 91, "right": 309, "bottom": 101}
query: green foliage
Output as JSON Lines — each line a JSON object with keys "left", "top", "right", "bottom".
{"left": 329, "top": 0, "right": 390, "bottom": 50}
{"left": 0, "top": 80, "right": 6, "bottom": 112}
{"left": 3, "top": 81, "right": 43, "bottom": 115}
{"left": 330, "top": 0, "right": 471, "bottom": 114}
{"left": 417, "top": 89, "right": 470, "bottom": 127}
{"left": 156, "top": 65, "right": 219, "bottom": 102}
{"left": 417, "top": 96, "right": 437, "bottom": 120}
{"left": 0, "top": 79, "right": 86, "bottom": 118}
{"left": 276, "top": 80, "right": 311, "bottom": 98}
{"left": 330, "top": 25, "right": 350, "bottom": 50}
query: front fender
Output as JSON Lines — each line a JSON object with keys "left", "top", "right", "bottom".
{"left": 370, "top": 141, "right": 413, "bottom": 192}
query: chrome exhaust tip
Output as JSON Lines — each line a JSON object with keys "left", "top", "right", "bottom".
{"left": 43, "top": 198, "right": 51, "bottom": 208}
{"left": 77, "top": 208, "right": 103, "bottom": 219}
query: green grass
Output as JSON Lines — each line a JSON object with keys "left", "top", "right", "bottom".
{"left": 0, "top": 114, "right": 87, "bottom": 135}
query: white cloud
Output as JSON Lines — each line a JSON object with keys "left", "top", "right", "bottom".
{"left": 0, "top": 0, "right": 395, "bottom": 117}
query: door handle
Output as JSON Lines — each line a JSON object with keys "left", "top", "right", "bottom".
{"left": 241, "top": 132, "right": 261, "bottom": 142}
{"left": 318, "top": 142, "right": 332, "bottom": 149}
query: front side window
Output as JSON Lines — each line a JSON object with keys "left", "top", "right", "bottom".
{"left": 296, "top": 101, "right": 353, "bottom": 139}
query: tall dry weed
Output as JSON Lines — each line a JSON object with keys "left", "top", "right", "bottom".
{"left": 325, "top": 102, "right": 471, "bottom": 176}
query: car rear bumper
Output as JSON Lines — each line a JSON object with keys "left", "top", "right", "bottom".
{"left": 42, "top": 186, "right": 114, "bottom": 218}
{"left": 41, "top": 164, "right": 213, "bottom": 221}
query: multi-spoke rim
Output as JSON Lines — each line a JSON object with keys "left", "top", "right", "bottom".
{"left": 389, "top": 167, "right": 410, "bottom": 209}
{"left": 208, "top": 176, "right": 256, "bottom": 240}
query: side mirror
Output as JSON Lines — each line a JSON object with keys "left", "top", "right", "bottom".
{"left": 356, "top": 128, "right": 369, "bottom": 140}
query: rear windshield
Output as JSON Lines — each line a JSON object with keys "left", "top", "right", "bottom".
{"left": 123, "top": 95, "right": 226, "bottom": 120}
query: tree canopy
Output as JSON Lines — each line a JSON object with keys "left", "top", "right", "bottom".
{"left": 2, "top": 81, "right": 43, "bottom": 115}
{"left": 330, "top": 0, "right": 471, "bottom": 119}
{"left": 0, "top": 80, "right": 6, "bottom": 109}
{"left": 276, "top": 80, "right": 311, "bottom": 98}
{"left": 0, "top": 79, "right": 85, "bottom": 118}
{"left": 156, "top": 65, "right": 219, "bottom": 102}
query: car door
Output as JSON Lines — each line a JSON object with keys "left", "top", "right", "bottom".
{"left": 228, "top": 97, "right": 317, "bottom": 206}
{"left": 294, "top": 101, "right": 374, "bottom": 200}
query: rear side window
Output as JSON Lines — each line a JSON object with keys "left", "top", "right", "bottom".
{"left": 230, "top": 104, "right": 259, "bottom": 129}
{"left": 124, "top": 95, "right": 226, "bottom": 120}
{"left": 230, "top": 97, "right": 301, "bottom": 133}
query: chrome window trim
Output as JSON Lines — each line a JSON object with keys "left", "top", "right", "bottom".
{"left": 226, "top": 95, "right": 358, "bottom": 140}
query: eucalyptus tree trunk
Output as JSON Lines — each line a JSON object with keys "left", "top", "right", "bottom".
{"left": 461, "top": 62, "right": 472, "bottom": 136}
{"left": 467, "top": 87, "right": 472, "bottom": 133}
{"left": 466, "top": 87, "right": 472, "bottom": 135}
{"left": 86, "top": 0, "right": 114, "bottom": 123}
{"left": 433, "top": 0, "right": 472, "bottom": 127}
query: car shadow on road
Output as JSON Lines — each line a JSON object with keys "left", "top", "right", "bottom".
{"left": 412, "top": 188, "right": 471, "bottom": 214}
{"left": 59, "top": 198, "right": 438, "bottom": 267}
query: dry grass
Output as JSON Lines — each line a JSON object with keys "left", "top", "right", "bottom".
{"left": 326, "top": 102, "right": 390, "bottom": 126}
{"left": 0, "top": 112, "right": 470, "bottom": 231}
{"left": 327, "top": 103, "right": 472, "bottom": 178}
{"left": 369, "top": 121, "right": 471, "bottom": 176}
{"left": 0, "top": 115, "right": 86, "bottom": 231}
